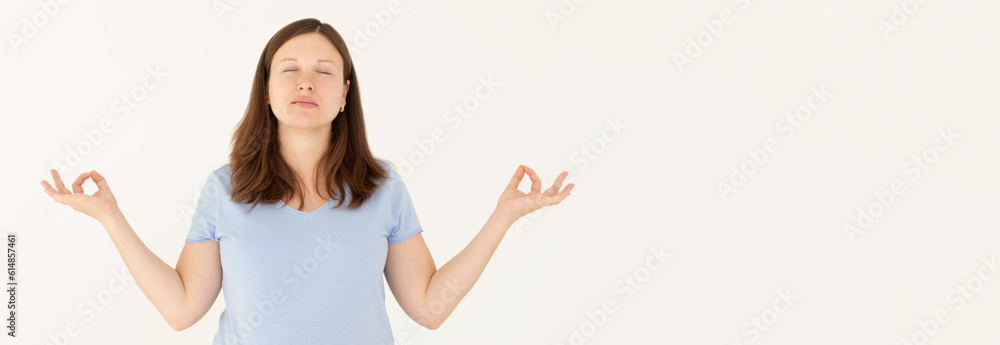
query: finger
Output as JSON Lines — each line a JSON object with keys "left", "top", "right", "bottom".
{"left": 562, "top": 183, "right": 574, "bottom": 197}
{"left": 50, "top": 169, "right": 71, "bottom": 194}
{"left": 546, "top": 183, "right": 574, "bottom": 205}
{"left": 40, "top": 180, "right": 59, "bottom": 197}
{"left": 523, "top": 165, "right": 542, "bottom": 193}
{"left": 40, "top": 181, "right": 67, "bottom": 204}
{"left": 544, "top": 171, "right": 569, "bottom": 195}
{"left": 91, "top": 170, "right": 110, "bottom": 189}
{"left": 505, "top": 165, "right": 526, "bottom": 190}
{"left": 72, "top": 172, "right": 92, "bottom": 194}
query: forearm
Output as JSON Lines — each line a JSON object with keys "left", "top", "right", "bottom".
{"left": 99, "top": 210, "right": 188, "bottom": 327}
{"left": 420, "top": 209, "right": 515, "bottom": 328}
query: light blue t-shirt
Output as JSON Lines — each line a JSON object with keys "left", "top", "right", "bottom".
{"left": 185, "top": 160, "right": 423, "bottom": 345}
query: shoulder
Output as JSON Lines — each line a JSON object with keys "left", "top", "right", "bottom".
{"left": 374, "top": 160, "right": 409, "bottom": 199}
{"left": 200, "top": 163, "right": 233, "bottom": 192}
{"left": 375, "top": 159, "right": 401, "bottom": 182}
{"left": 211, "top": 164, "right": 232, "bottom": 181}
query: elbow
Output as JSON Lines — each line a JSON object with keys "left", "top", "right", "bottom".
{"left": 413, "top": 311, "right": 443, "bottom": 330}
{"left": 422, "top": 314, "right": 446, "bottom": 330}
{"left": 168, "top": 316, "right": 193, "bottom": 332}
{"left": 422, "top": 320, "right": 442, "bottom": 331}
{"left": 169, "top": 321, "right": 189, "bottom": 332}
{"left": 170, "top": 322, "right": 192, "bottom": 332}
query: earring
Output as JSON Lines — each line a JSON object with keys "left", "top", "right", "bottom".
{"left": 340, "top": 104, "right": 346, "bottom": 112}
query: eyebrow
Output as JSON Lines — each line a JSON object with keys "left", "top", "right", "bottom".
{"left": 278, "top": 58, "right": 337, "bottom": 65}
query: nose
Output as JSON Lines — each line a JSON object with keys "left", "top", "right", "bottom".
{"left": 297, "top": 79, "right": 314, "bottom": 92}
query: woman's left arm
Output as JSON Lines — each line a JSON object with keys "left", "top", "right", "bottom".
{"left": 384, "top": 165, "right": 573, "bottom": 330}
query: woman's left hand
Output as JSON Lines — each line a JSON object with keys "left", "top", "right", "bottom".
{"left": 495, "top": 164, "right": 574, "bottom": 222}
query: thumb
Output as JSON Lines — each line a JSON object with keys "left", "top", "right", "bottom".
{"left": 91, "top": 170, "right": 110, "bottom": 189}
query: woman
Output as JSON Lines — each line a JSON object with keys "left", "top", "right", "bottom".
{"left": 40, "top": 18, "right": 573, "bottom": 344}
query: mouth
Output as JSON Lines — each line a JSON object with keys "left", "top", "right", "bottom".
{"left": 292, "top": 101, "right": 317, "bottom": 108}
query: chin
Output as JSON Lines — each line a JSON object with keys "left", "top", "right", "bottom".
{"left": 278, "top": 117, "right": 335, "bottom": 130}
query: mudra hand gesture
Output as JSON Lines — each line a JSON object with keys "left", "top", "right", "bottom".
{"left": 495, "top": 164, "right": 574, "bottom": 221}
{"left": 40, "top": 169, "right": 120, "bottom": 223}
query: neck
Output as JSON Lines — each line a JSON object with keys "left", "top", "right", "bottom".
{"left": 277, "top": 122, "right": 331, "bottom": 182}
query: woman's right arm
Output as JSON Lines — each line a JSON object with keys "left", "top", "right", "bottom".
{"left": 42, "top": 169, "right": 222, "bottom": 331}
{"left": 100, "top": 211, "right": 222, "bottom": 331}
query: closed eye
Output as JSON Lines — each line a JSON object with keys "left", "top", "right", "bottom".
{"left": 281, "top": 68, "right": 330, "bottom": 75}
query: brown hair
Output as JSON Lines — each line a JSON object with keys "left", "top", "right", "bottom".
{"left": 228, "top": 18, "right": 391, "bottom": 211}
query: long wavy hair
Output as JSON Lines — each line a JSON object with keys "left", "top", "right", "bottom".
{"left": 228, "top": 18, "right": 391, "bottom": 211}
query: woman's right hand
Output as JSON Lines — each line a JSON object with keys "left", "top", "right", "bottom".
{"left": 41, "top": 169, "right": 120, "bottom": 223}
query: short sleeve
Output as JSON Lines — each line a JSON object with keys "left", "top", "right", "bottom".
{"left": 185, "top": 170, "right": 221, "bottom": 243}
{"left": 386, "top": 165, "right": 423, "bottom": 243}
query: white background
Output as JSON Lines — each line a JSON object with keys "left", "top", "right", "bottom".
{"left": 3, "top": 0, "right": 1000, "bottom": 344}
